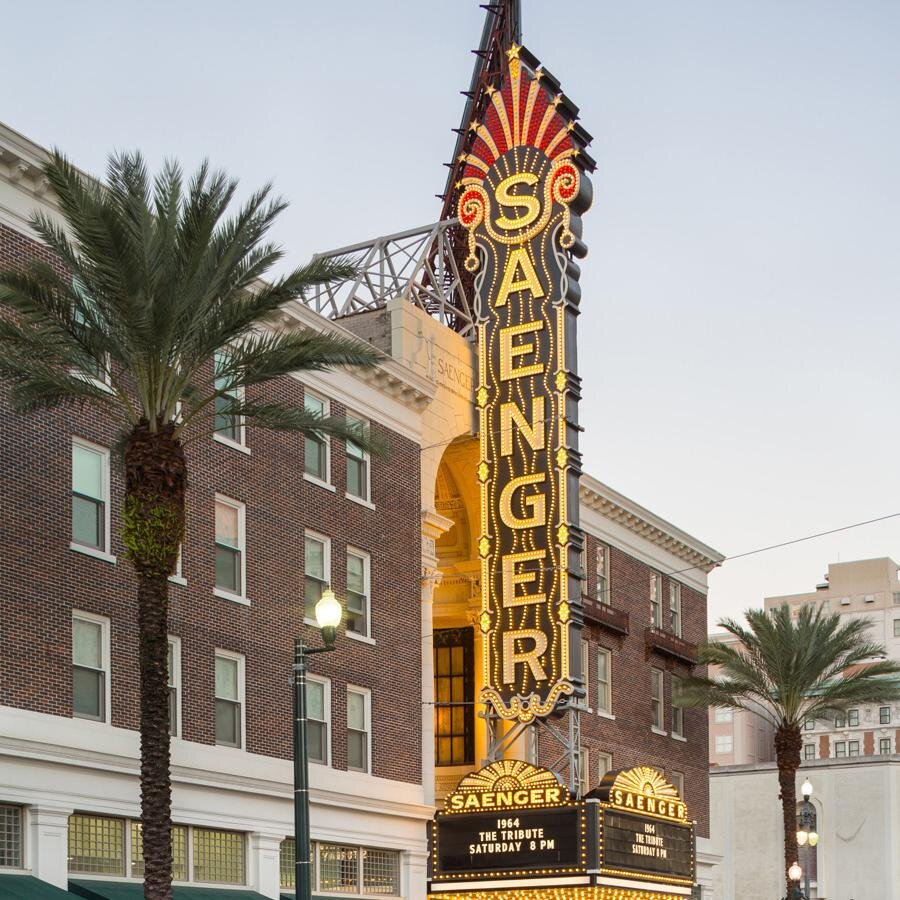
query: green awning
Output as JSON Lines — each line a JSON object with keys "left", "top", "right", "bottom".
{"left": 69, "top": 880, "right": 270, "bottom": 899}
{"left": 0, "top": 875, "right": 80, "bottom": 898}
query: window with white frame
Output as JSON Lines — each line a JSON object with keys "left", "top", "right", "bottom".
{"left": 346, "top": 415, "right": 371, "bottom": 502}
{"left": 669, "top": 581, "right": 682, "bottom": 637}
{"left": 669, "top": 771, "right": 684, "bottom": 798}
{"left": 0, "top": 804, "right": 22, "bottom": 868}
{"left": 71, "top": 276, "right": 110, "bottom": 386}
{"left": 848, "top": 739, "right": 860, "bottom": 757}
{"left": 303, "top": 391, "right": 329, "bottom": 482}
{"left": 650, "top": 573, "right": 662, "bottom": 627}
{"left": 715, "top": 734, "right": 733, "bottom": 754}
{"left": 834, "top": 713, "right": 846, "bottom": 728}
{"left": 214, "top": 652, "right": 244, "bottom": 749}
{"left": 834, "top": 740, "right": 847, "bottom": 757}
{"left": 650, "top": 668, "right": 664, "bottom": 730}
{"left": 880, "top": 706, "right": 891, "bottom": 725}
{"left": 72, "top": 439, "right": 110, "bottom": 553}
{"left": 68, "top": 814, "right": 246, "bottom": 884}
{"left": 347, "top": 687, "right": 371, "bottom": 773}
{"left": 715, "top": 707, "right": 733, "bottom": 723}
{"left": 894, "top": 618, "right": 900, "bottom": 638}
{"left": 72, "top": 612, "right": 109, "bottom": 722}
{"left": 317, "top": 843, "right": 400, "bottom": 896}
{"left": 880, "top": 737, "right": 892, "bottom": 755}
{"left": 279, "top": 838, "right": 299, "bottom": 890}
{"left": 596, "top": 543, "right": 610, "bottom": 603}
{"left": 346, "top": 549, "right": 370, "bottom": 637}
{"left": 804, "top": 744, "right": 815, "bottom": 760}
{"left": 578, "top": 747, "right": 590, "bottom": 795}
{"left": 597, "top": 752, "right": 612, "bottom": 783}
{"left": 581, "top": 638, "right": 590, "bottom": 705}
{"left": 305, "top": 533, "right": 330, "bottom": 616}
{"left": 307, "top": 676, "right": 330, "bottom": 765}
{"left": 214, "top": 497, "right": 245, "bottom": 598}
{"left": 213, "top": 351, "right": 244, "bottom": 446}
{"left": 671, "top": 675, "right": 684, "bottom": 737}
{"left": 804, "top": 718, "right": 814, "bottom": 730}
{"left": 167, "top": 637, "right": 181, "bottom": 737}
{"left": 597, "top": 648, "right": 611, "bottom": 714}
{"left": 847, "top": 708, "right": 859, "bottom": 727}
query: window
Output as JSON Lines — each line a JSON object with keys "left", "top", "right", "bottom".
{"left": 213, "top": 351, "right": 244, "bottom": 446}
{"left": 318, "top": 844, "right": 400, "bottom": 896}
{"left": 307, "top": 676, "right": 330, "bottom": 765}
{"left": 650, "top": 573, "right": 662, "bottom": 627}
{"left": 848, "top": 739, "right": 860, "bottom": 757}
{"left": 214, "top": 652, "right": 244, "bottom": 749}
{"left": 880, "top": 706, "right": 891, "bottom": 725}
{"left": 669, "top": 581, "right": 682, "bottom": 637}
{"left": 193, "top": 828, "right": 246, "bottom": 884}
{"left": 434, "top": 628, "right": 475, "bottom": 766}
{"left": 346, "top": 549, "right": 370, "bottom": 637}
{"left": 280, "top": 838, "right": 298, "bottom": 890}
{"left": 346, "top": 415, "right": 370, "bottom": 502}
{"left": 71, "top": 276, "right": 110, "bottom": 385}
{"left": 894, "top": 592, "right": 900, "bottom": 606}
{"left": 597, "top": 752, "right": 612, "bottom": 783}
{"left": 715, "top": 734, "right": 733, "bottom": 754}
{"left": 669, "top": 771, "right": 684, "bottom": 798}
{"left": 597, "top": 648, "right": 611, "bottom": 714}
{"left": 671, "top": 676, "right": 684, "bottom": 737}
{"left": 304, "top": 533, "right": 330, "bottom": 615}
{"left": 167, "top": 638, "right": 181, "bottom": 737}
{"left": 581, "top": 638, "right": 590, "bottom": 705}
{"left": 804, "top": 719, "right": 814, "bottom": 730}
{"left": 848, "top": 709, "right": 860, "bottom": 727}
{"left": 131, "top": 822, "right": 188, "bottom": 881}
{"left": 596, "top": 544, "right": 610, "bottom": 603}
{"left": 69, "top": 815, "right": 244, "bottom": 885}
{"left": 880, "top": 737, "right": 892, "bottom": 755}
{"left": 834, "top": 713, "right": 846, "bottom": 728}
{"left": 73, "top": 613, "right": 109, "bottom": 722}
{"left": 650, "top": 668, "right": 664, "bottom": 730}
{"left": 347, "top": 687, "right": 371, "bottom": 773}
{"left": 214, "top": 497, "right": 245, "bottom": 599}
{"left": 0, "top": 805, "right": 22, "bottom": 868}
{"left": 894, "top": 619, "right": 900, "bottom": 638}
{"left": 834, "top": 741, "right": 847, "bottom": 757}
{"left": 68, "top": 814, "right": 125, "bottom": 875}
{"left": 71, "top": 439, "right": 110, "bottom": 553}
{"left": 715, "top": 707, "right": 733, "bottom": 723}
{"left": 303, "top": 391, "right": 329, "bottom": 482}
{"left": 804, "top": 744, "right": 815, "bottom": 760}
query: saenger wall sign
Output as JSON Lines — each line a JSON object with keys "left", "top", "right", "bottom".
{"left": 457, "top": 43, "right": 594, "bottom": 722}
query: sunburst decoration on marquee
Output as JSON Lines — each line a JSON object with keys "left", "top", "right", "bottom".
{"left": 612, "top": 766, "right": 681, "bottom": 801}
{"left": 444, "top": 759, "right": 570, "bottom": 811}
{"left": 456, "top": 44, "right": 586, "bottom": 271}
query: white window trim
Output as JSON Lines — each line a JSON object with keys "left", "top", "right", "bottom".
{"left": 344, "top": 412, "right": 372, "bottom": 505}
{"left": 307, "top": 674, "right": 332, "bottom": 767}
{"left": 214, "top": 649, "right": 246, "bottom": 751}
{"left": 715, "top": 734, "right": 734, "bottom": 754}
{"left": 168, "top": 636, "right": 182, "bottom": 739}
{"left": 214, "top": 495, "right": 248, "bottom": 604}
{"left": 169, "top": 544, "right": 187, "bottom": 586}
{"left": 596, "top": 648, "right": 612, "bottom": 716}
{"left": 580, "top": 639, "right": 591, "bottom": 712}
{"left": 596, "top": 543, "right": 610, "bottom": 603}
{"left": 303, "top": 390, "right": 332, "bottom": 487}
{"left": 213, "top": 351, "right": 248, "bottom": 453}
{"left": 346, "top": 685, "right": 372, "bottom": 774}
{"left": 671, "top": 676, "right": 684, "bottom": 738}
{"left": 70, "top": 437, "right": 116, "bottom": 564}
{"left": 346, "top": 547, "right": 372, "bottom": 640}
{"left": 303, "top": 531, "right": 331, "bottom": 625}
{"left": 597, "top": 752, "right": 613, "bottom": 784}
{"left": 650, "top": 572, "right": 662, "bottom": 627}
{"left": 72, "top": 610, "right": 111, "bottom": 725}
{"left": 650, "top": 667, "right": 664, "bottom": 733}
{"left": 669, "top": 581, "right": 682, "bottom": 637}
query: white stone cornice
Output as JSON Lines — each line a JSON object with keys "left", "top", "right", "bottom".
{"left": 580, "top": 473, "right": 724, "bottom": 574}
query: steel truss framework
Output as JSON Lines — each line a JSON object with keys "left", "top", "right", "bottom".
{"left": 306, "top": 219, "right": 476, "bottom": 340}
{"left": 481, "top": 702, "right": 583, "bottom": 797}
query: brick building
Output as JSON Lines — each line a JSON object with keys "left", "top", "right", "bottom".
{"left": 0, "top": 119, "right": 724, "bottom": 898}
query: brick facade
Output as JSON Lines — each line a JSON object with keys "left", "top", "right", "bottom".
{"left": 0, "top": 222, "right": 423, "bottom": 784}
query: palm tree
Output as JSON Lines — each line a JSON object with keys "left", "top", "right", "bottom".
{"left": 677, "top": 603, "right": 900, "bottom": 898}
{"left": 0, "top": 151, "right": 381, "bottom": 899}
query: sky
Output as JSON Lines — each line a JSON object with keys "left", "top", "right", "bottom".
{"left": 2, "top": 0, "right": 899, "bottom": 625}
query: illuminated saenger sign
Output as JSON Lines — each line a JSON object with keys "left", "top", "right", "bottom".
{"left": 457, "top": 44, "right": 593, "bottom": 722}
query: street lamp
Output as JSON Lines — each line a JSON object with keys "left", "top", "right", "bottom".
{"left": 795, "top": 779, "right": 818, "bottom": 900}
{"left": 293, "top": 587, "right": 342, "bottom": 900}
{"left": 786, "top": 862, "right": 803, "bottom": 900}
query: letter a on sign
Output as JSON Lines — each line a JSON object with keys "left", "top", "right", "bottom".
{"left": 457, "top": 44, "right": 594, "bottom": 722}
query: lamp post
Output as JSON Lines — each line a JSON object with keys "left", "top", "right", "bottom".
{"left": 293, "top": 587, "right": 342, "bottom": 900}
{"left": 795, "top": 778, "right": 818, "bottom": 900}
{"left": 787, "top": 862, "right": 803, "bottom": 900}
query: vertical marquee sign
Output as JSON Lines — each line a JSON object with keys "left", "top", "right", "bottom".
{"left": 457, "top": 44, "right": 594, "bottom": 722}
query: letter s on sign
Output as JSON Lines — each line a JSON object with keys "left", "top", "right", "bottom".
{"left": 494, "top": 172, "right": 541, "bottom": 231}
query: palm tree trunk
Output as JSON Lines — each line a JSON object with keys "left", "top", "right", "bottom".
{"left": 774, "top": 723, "right": 802, "bottom": 898}
{"left": 123, "top": 421, "right": 187, "bottom": 900}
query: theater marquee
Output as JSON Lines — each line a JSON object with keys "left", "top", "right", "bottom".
{"left": 458, "top": 43, "right": 594, "bottom": 723}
